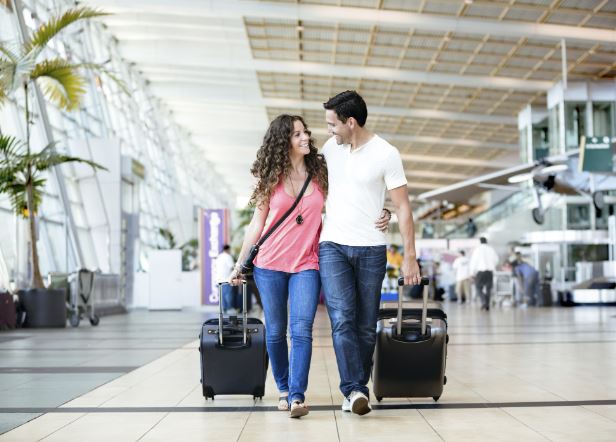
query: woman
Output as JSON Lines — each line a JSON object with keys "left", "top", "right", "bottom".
{"left": 230, "top": 114, "right": 327, "bottom": 418}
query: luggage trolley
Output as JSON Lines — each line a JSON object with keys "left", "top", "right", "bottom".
{"left": 67, "top": 269, "right": 100, "bottom": 327}
{"left": 492, "top": 271, "right": 514, "bottom": 307}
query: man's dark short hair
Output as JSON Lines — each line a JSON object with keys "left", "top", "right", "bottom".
{"left": 323, "top": 90, "right": 368, "bottom": 127}
{"left": 480, "top": 237, "right": 487, "bottom": 244}
{"left": 222, "top": 244, "right": 231, "bottom": 252}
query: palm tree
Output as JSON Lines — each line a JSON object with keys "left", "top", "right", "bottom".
{"left": 0, "top": 135, "right": 105, "bottom": 287}
{"left": 0, "top": 6, "right": 118, "bottom": 288}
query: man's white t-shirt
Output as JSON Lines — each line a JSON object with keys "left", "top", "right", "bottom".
{"left": 319, "top": 134, "right": 407, "bottom": 246}
{"left": 215, "top": 251, "right": 235, "bottom": 283}
{"left": 469, "top": 244, "right": 499, "bottom": 274}
{"left": 452, "top": 256, "right": 471, "bottom": 281}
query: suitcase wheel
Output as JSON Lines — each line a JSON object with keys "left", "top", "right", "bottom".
{"left": 433, "top": 396, "right": 440, "bottom": 402}
{"left": 444, "top": 375, "right": 447, "bottom": 385}
{"left": 446, "top": 334, "right": 449, "bottom": 344}
{"left": 376, "top": 396, "right": 383, "bottom": 402}
{"left": 203, "top": 386, "right": 214, "bottom": 399}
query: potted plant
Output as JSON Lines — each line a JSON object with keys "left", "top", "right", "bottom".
{"left": 157, "top": 227, "right": 199, "bottom": 271}
{"left": 0, "top": 6, "right": 117, "bottom": 327}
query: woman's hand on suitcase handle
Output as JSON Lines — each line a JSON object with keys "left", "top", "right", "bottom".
{"left": 229, "top": 266, "right": 243, "bottom": 286}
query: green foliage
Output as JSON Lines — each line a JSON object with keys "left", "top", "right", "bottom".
{"left": 157, "top": 228, "right": 177, "bottom": 249}
{"left": 181, "top": 238, "right": 199, "bottom": 271}
{"left": 0, "top": 6, "right": 124, "bottom": 111}
{"left": 31, "top": 59, "right": 86, "bottom": 110}
{"left": 0, "top": 6, "right": 124, "bottom": 288}
{"left": 25, "top": 8, "right": 108, "bottom": 55}
{"left": 230, "top": 205, "right": 255, "bottom": 256}
{"left": 0, "top": 134, "right": 105, "bottom": 217}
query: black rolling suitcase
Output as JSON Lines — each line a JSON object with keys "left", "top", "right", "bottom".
{"left": 199, "top": 281, "right": 268, "bottom": 399}
{"left": 372, "top": 277, "right": 448, "bottom": 402}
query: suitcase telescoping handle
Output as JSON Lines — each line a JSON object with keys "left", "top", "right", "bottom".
{"left": 217, "top": 281, "right": 248, "bottom": 346}
{"left": 397, "top": 276, "right": 430, "bottom": 337}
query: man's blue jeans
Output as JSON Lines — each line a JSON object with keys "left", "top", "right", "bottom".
{"left": 253, "top": 267, "right": 320, "bottom": 404}
{"left": 318, "top": 241, "right": 386, "bottom": 398}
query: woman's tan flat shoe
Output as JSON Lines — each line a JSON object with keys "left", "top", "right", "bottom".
{"left": 278, "top": 395, "right": 289, "bottom": 411}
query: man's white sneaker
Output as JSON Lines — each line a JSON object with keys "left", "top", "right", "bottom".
{"left": 349, "top": 391, "right": 371, "bottom": 415}
{"left": 341, "top": 397, "right": 351, "bottom": 412}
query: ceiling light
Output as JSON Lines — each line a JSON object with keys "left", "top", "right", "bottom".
{"left": 540, "top": 164, "right": 568, "bottom": 174}
{"left": 508, "top": 172, "right": 534, "bottom": 184}
{"left": 464, "top": 0, "right": 473, "bottom": 4}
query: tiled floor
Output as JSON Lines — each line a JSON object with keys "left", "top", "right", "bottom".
{"left": 1, "top": 302, "right": 615, "bottom": 441}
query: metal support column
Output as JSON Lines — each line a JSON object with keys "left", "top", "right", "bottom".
{"left": 12, "top": 0, "right": 85, "bottom": 268}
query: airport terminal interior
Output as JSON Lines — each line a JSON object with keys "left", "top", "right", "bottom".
{"left": 0, "top": 0, "right": 615, "bottom": 440}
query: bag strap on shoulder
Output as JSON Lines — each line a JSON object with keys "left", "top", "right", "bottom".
{"left": 257, "top": 173, "right": 312, "bottom": 247}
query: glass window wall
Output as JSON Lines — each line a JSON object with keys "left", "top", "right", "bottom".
{"left": 593, "top": 101, "right": 615, "bottom": 138}
{"left": 564, "top": 102, "right": 586, "bottom": 151}
{"left": 0, "top": 0, "right": 233, "bottom": 288}
{"left": 549, "top": 104, "right": 561, "bottom": 155}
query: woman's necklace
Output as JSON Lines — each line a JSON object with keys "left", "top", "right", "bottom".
{"left": 289, "top": 172, "right": 306, "bottom": 225}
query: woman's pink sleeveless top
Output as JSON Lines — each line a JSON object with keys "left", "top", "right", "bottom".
{"left": 253, "top": 179, "right": 324, "bottom": 273}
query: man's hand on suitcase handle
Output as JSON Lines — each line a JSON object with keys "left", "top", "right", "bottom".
{"left": 400, "top": 257, "right": 422, "bottom": 286}
{"left": 398, "top": 276, "right": 430, "bottom": 286}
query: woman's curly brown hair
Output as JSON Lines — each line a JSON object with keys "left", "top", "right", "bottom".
{"left": 249, "top": 114, "right": 328, "bottom": 206}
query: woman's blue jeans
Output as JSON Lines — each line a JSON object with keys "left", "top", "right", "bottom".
{"left": 318, "top": 241, "right": 386, "bottom": 398}
{"left": 253, "top": 266, "right": 320, "bottom": 404}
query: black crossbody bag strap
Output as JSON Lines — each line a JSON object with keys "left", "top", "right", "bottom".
{"left": 257, "top": 173, "right": 312, "bottom": 247}
{"left": 240, "top": 173, "right": 313, "bottom": 274}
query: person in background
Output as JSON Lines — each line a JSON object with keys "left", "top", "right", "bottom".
{"left": 469, "top": 237, "right": 499, "bottom": 311}
{"left": 216, "top": 244, "right": 238, "bottom": 314}
{"left": 513, "top": 252, "right": 540, "bottom": 306}
{"left": 466, "top": 218, "right": 477, "bottom": 238}
{"left": 452, "top": 250, "right": 471, "bottom": 304}
{"left": 385, "top": 244, "right": 403, "bottom": 291}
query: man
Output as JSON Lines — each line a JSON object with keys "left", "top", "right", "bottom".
{"left": 216, "top": 244, "right": 238, "bottom": 313}
{"left": 318, "top": 90, "right": 421, "bottom": 416}
{"left": 466, "top": 218, "right": 477, "bottom": 238}
{"left": 469, "top": 237, "right": 499, "bottom": 311}
{"left": 452, "top": 250, "right": 471, "bottom": 303}
{"left": 513, "top": 252, "right": 539, "bottom": 306}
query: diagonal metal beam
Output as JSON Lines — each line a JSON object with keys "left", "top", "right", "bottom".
{"left": 407, "top": 170, "right": 474, "bottom": 181}
{"left": 262, "top": 98, "right": 516, "bottom": 125}
{"left": 87, "top": 0, "right": 616, "bottom": 44}
{"left": 407, "top": 181, "right": 447, "bottom": 191}
{"left": 118, "top": 42, "right": 553, "bottom": 91}
{"left": 309, "top": 128, "right": 518, "bottom": 150}
{"left": 159, "top": 95, "right": 516, "bottom": 126}
{"left": 166, "top": 96, "right": 515, "bottom": 125}
{"left": 400, "top": 153, "right": 514, "bottom": 169}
